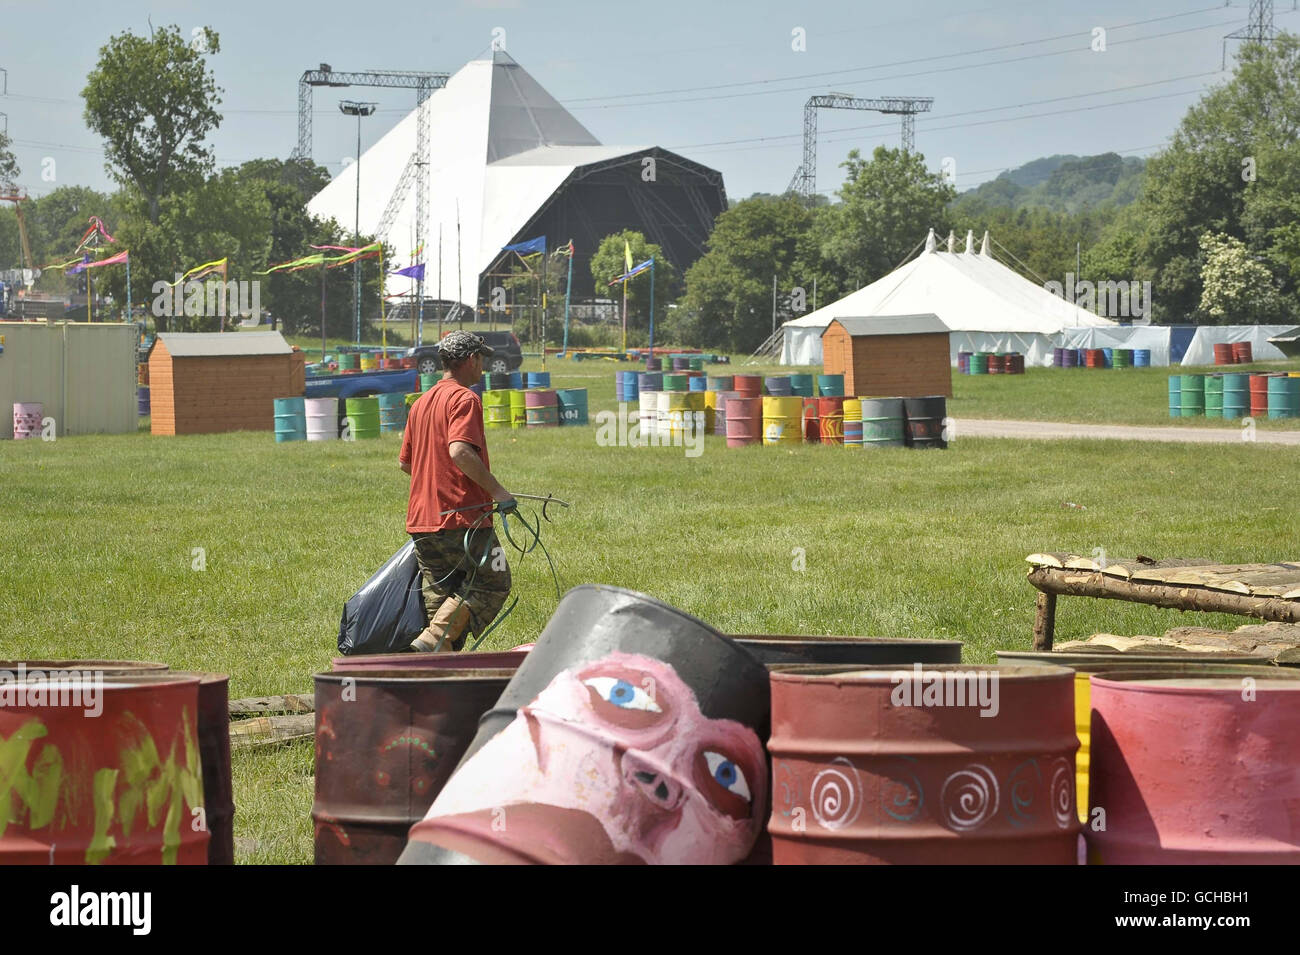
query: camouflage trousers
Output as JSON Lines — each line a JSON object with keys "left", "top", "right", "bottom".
{"left": 410, "top": 526, "right": 512, "bottom": 650}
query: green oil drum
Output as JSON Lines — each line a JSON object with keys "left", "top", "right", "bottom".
{"left": 1268, "top": 375, "right": 1300, "bottom": 419}
{"left": 556, "top": 388, "right": 589, "bottom": 426}
{"left": 1221, "top": 373, "right": 1249, "bottom": 420}
{"left": 1168, "top": 376, "right": 1181, "bottom": 418}
{"left": 1204, "top": 375, "right": 1224, "bottom": 417}
{"left": 344, "top": 396, "right": 380, "bottom": 439}
{"left": 509, "top": 390, "right": 527, "bottom": 428}
{"left": 1178, "top": 375, "right": 1204, "bottom": 417}
{"left": 483, "top": 389, "right": 513, "bottom": 429}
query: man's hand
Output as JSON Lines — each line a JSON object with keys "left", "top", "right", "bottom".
{"left": 496, "top": 497, "right": 518, "bottom": 516}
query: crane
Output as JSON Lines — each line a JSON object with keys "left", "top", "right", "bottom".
{"left": 291, "top": 65, "right": 449, "bottom": 330}
{"left": 787, "top": 93, "right": 934, "bottom": 204}
{"left": 0, "top": 184, "right": 34, "bottom": 277}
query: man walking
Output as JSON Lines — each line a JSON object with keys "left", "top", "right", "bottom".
{"left": 399, "top": 331, "right": 515, "bottom": 652}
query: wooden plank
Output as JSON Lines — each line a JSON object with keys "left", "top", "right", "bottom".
{"left": 229, "top": 713, "right": 314, "bottom": 749}
{"left": 227, "top": 693, "right": 313, "bottom": 716}
{"left": 1128, "top": 563, "right": 1300, "bottom": 596}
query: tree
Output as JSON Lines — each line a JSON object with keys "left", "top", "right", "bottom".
{"left": 681, "top": 196, "right": 813, "bottom": 350}
{"left": 1136, "top": 33, "right": 1300, "bottom": 321}
{"left": 1198, "top": 232, "right": 1284, "bottom": 324}
{"left": 815, "top": 147, "right": 955, "bottom": 289}
{"left": 0, "top": 129, "right": 19, "bottom": 185}
{"left": 588, "top": 231, "right": 679, "bottom": 346}
{"left": 82, "top": 24, "right": 223, "bottom": 224}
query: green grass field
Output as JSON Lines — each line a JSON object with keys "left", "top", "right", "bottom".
{"left": 3, "top": 357, "right": 1299, "bottom": 863}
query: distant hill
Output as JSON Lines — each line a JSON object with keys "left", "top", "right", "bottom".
{"left": 953, "top": 153, "right": 1146, "bottom": 215}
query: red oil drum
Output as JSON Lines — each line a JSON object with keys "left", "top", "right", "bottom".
{"left": 731, "top": 374, "right": 762, "bottom": 398}
{"left": 1213, "top": 343, "right": 1234, "bottom": 365}
{"left": 800, "top": 398, "right": 819, "bottom": 443}
{"left": 0, "top": 671, "right": 208, "bottom": 865}
{"left": 1084, "top": 349, "right": 1105, "bottom": 368}
{"left": 332, "top": 651, "right": 528, "bottom": 672}
{"left": 0, "top": 659, "right": 169, "bottom": 674}
{"left": 1232, "top": 341, "right": 1253, "bottom": 364}
{"left": 817, "top": 396, "right": 845, "bottom": 445}
{"left": 1250, "top": 373, "right": 1270, "bottom": 416}
{"left": 725, "top": 396, "right": 762, "bottom": 447}
{"left": 312, "top": 668, "right": 517, "bottom": 865}
{"left": 768, "top": 664, "right": 1080, "bottom": 864}
{"left": 1086, "top": 667, "right": 1300, "bottom": 864}
{"left": 172, "top": 671, "right": 235, "bottom": 866}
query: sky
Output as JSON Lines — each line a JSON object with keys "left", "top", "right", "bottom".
{"left": 0, "top": 0, "right": 1287, "bottom": 202}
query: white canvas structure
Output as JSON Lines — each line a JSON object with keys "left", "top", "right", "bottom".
{"left": 781, "top": 230, "right": 1116, "bottom": 366}
{"left": 307, "top": 51, "right": 722, "bottom": 315}
{"left": 1058, "top": 325, "right": 1173, "bottom": 367}
{"left": 1179, "top": 324, "right": 1300, "bottom": 366}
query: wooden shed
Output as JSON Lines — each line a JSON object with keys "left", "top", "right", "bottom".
{"left": 821, "top": 314, "right": 952, "bottom": 398}
{"left": 147, "top": 332, "right": 305, "bottom": 436}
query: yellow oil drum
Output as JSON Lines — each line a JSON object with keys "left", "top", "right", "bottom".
{"left": 762, "top": 396, "right": 802, "bottom": 446}
{"left": 704, "top": 390, "right": 718, "bottom": 434}
{"left": 656, "top": 391, "right": 693, "bottom": 441}
{"left": 843, "top": 399, "right": 862, "bottom": 422}
{"left": 509, "top": 390, "right": 526, "bottom": 428}
{"left": 483, "top": 389, "right": 512, "bottom": 429}
{"left": 359, "top": 354, "right": 378, "bottom": 372}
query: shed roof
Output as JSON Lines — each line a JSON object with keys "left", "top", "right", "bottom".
{"left": 822, "top": 314, "right": 950, "bottom": 338}
{"left": 152, "top": 332, "right": 292, "bottom": 358}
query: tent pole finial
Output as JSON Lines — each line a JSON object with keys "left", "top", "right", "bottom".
{"left": 979, "top": 231, "right": 990, "bottom": 256}
{"left": 925, "top": 228, "right": 937, "bottom": 253}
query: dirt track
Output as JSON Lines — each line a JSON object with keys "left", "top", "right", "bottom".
{"left": 958, "top": 418, "right": 1300, "bottom": 446}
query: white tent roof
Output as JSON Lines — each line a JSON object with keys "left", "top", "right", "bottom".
{"left": 306, "top": 52, "right": 653, "bottom": 307}
{"left": 785, "top": 231, "right": 1116, "bottom": 336}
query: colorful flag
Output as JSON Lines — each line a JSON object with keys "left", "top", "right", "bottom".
{"left": 165, "top": 257, "right": 228, "bottom": 287}
{"left": 624, "top": 240, "right": 633, "bottom": 273}
{"left": 503, "top": 236, "right": 546, "bottom": 255}
{"left": 608, "top": 258, "right": 653, "bottom": 286}
{"left": 67, "top": 250, "right": 129, "bottom": 274}
{"left": 390, "top": 263, "right": 426, "bottom": 281}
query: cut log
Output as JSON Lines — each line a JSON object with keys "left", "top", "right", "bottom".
{"left": 227, "top": 694, "right": 314, "bottom": 717}
{"left": 1027, "top": 567, "right": 1300, "bottom": 624}
{"left": 229, "top": 713, "right": 314, "bottom": 749}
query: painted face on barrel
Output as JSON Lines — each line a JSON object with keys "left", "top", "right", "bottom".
{"left": 417, "top": 651, "right": 766, "bottom": 865}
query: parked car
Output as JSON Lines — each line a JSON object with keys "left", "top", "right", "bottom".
{"left": 407, "top": 330, "right": 523, "bottom": 376}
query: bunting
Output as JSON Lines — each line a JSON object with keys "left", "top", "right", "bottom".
{"left": 608, "top": 258, "right": 653, "bottom": 286}
{"left": 165, "top": 257, "right": 228, "bottom": 287}
{"left": 67, "top": 250, "right": 129, "bottom": 274}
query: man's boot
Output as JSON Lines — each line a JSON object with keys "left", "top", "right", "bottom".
{"left": 410, "top": 595, "right": 471, "bottom": 652}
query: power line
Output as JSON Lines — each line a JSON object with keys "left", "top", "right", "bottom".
{"left": 668, "top": 70, "right": 1222, "bottom": 151}
{"left": 564, "top": 6, "right": 1237, "bottom": 108}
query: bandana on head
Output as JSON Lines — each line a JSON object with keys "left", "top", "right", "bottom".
{"left": 439, "top": 330, "right": 493, "bottom": 363}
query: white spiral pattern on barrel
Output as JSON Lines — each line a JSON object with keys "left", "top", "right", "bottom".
{"left": 940, "top": 764, "right": 1000, "bottom": 832}
{"left": 810, "top": 758, "right": 862, "bottom": 831}
{"left": 1050, "top": 759, "right": 1074, "bottom": 828}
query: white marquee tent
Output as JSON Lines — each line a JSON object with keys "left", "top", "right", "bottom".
{"left": 1180, "top": 324, "right": 1300, "bottom": 366}
{"left": 781, "top": 230, "right": 1116, "bottom": 367}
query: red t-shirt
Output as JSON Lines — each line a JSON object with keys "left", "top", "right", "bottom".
{"left": 400, "top": 379, "right": 493, "bottom": 532}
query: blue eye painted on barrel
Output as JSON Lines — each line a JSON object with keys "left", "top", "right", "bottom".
{"left": 703, "top": 751, "right": 750, "bottom": 802}
{"left": 583, "top": 677, "right": 661, "bottom": 713}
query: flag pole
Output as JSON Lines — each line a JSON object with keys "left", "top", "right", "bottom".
{"left": 648, "top": 256, "right": 655, "bottom": 357}
{"left": 562, "top": 241, "right": 574, "bottom": 356}
{"left": 541, "top": 240, "right": 548, "bottom": 371}
{"left": 379, "top": 244, "right": 387, "bottom": 355}
{"left": 621, "top": 276, "right": 628, "bottom": 355}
